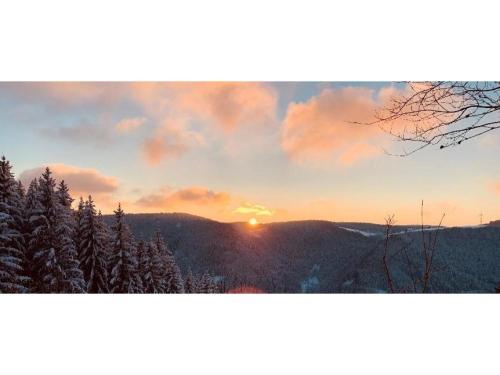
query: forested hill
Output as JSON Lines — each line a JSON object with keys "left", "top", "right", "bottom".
{"left": 106, "top": 213, "right": 500, "bottom": 293}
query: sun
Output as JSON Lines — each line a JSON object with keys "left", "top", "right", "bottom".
{"left": 249, "top": 217, "right": 258, "bottom": 226}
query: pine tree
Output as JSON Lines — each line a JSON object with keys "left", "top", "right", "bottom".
{"left": 109, "top": 204, "right": 142, "bottom": 293}
{"left": 29, "top": 167, "right": 66, "bottom": 292}
{"left": 55, "top": 181, "right": 85, "bottom": 293}
{"left": 24, "top": 169, "right": 86, "bottom": 293}
{"left": 137, "top": 240, "right": 153, "bottom": 292}
{"left": 198, "top": 271, "right": 218, "bottom": 293}
{"left": 24, "top": 178, "right": 41, "bottom": 290}
{"left": 153, "top": 230, "right": 184, "bottom": 293}
{"left": 79, "top": 196, "right": 109, "bottom": 293}
{"left": 14, "top": 180, "right": 32, "bottom": 288}
{"left": 198, "top": 271, "right": 211, "bottom": 293}
{"left": 184, "top": 268, "right": 196, "bottom": 293}
{"left": 0, "top": 156, "right": 28, "bottom": 292}
{"left": 74, "top": 197, "right": 85, "bottom": 259}
{"left": 25, "top": 180, "right": 41, "bottom": 216}
{"left": 57, "top": 180, "right": 73, "bottom": 208}
{"left": 150, "top": 238, "right": 167, "bottom": 293}
{"left": 97, "top": 210, "right": 113, "bottom": 262}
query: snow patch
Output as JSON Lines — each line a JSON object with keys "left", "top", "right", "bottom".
{"left": 339, "top": 227, "right": 381, "bottom": 237}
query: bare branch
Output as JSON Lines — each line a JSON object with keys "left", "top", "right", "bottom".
{"left": 372, "top": 81, "right": 500, "bottom": 155}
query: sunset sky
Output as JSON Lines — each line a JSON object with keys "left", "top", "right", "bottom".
{"left": 1, "top": 82, "right": 500, "bottom": 226}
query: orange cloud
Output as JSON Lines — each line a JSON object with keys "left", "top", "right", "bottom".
{"left": 233, "top": 203, "right": 274, "bottom": 216}
{"left": 19, "top": 164, "right": 118, "bottom": 195}
{"left": 115, "top": 117, "right": 147, "bottom": 134}
{"left": 281, "top": 86, "right": 399, "bottom": 166}
{"left": 136, "top": 186, "right": 231, "bottom": 210}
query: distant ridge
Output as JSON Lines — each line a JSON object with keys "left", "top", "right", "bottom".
{"left": 102, "top": 212, "right": 500, "bottom": 293}
{"left": 489, "top": 220, "right": 500, "bottom": 227}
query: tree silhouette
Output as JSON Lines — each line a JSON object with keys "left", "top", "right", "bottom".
{"left": 373, "top": 81, "right": 500, "bottom": 155}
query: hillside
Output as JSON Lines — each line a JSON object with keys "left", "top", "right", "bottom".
{"left": 105, "top": 213, "right": 500, "bottom": 293}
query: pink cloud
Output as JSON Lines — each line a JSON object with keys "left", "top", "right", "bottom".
{"left": 281, "top": 86, "right": 406, "bottom": 166}
{"left": 281, "top": 87, "right": 385, "bottom": 165}
{"left": 1, "top": 82, "right": 279, "bottom": 165}
{"left": 141, "top": 121, "right": 205, "bottom": 166}
{"left": 169, "top": 82, "right": 277, "bottom": 131}
{"left": 135, "top": 82, "right": 278, "bottom": 165}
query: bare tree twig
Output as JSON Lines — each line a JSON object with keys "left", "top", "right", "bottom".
{"left": 367, "top": 81, "right": 500, "bottom": 155}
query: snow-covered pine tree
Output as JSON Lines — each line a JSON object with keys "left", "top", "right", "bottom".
{"left": 79, "top": 196, "right": 109, "bottom": 293}
{"left": 150, "top": 238, "right": 167, "bottom": 293}
{"left": 14, "top": 180, "right": 32, "bottom": 288}
{"left": 29, "top": 167, "right": 66, "bottom": 292}
{"left": 25, "top": 180, "right": 40, "bottom": 213}
{"left": 208, "top": 275, "right": 219, "bottom": 293}
{"left": 74, "top": 197, "right": 85, "bottom": 260}
{"left": 57, "top": 180, "right": 73, "bottom": 208}
{"left": 96, "top": 210, "right": 113, "bottom": 263}
{"left": 55, "top": 181, "right": 85, "bottom": 293}
{"left": 26, "top": 170, "right": 86, "bottom": 293}
{"left": 0, "top": 156, "right": 29, "bottom": 292}
{"left": 198, "top": 271, "right": 211, "bottom": 293}
{"left": 137, "top": 240, "right": 153, "bottom": 292}
{"left": 184, "top": 268, "right": 196, "bottom": 293}
{"left": 109, "top": 204, "right": 142, "bottom": 293}
{"left": 168, "top": 260, "right": 184, "bottom": 293}
{"left": 24, "top": 178, "right": 41, "bottom": 290}
{"left": 153, "top": 230, "right": 184, "bottom": 293}
{"left": 198, "top": 271, "right": 218, "bottom": 293}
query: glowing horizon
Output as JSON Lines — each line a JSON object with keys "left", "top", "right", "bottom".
{"left": 2, "top": 82, "right": 500, "bottom": 226}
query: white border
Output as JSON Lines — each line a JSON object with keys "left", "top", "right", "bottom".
{"left": 1, "top": 1, "right": 499, "bottom": 80}
{"left": 2, "top": 295, "right": 499, "bottom": 375}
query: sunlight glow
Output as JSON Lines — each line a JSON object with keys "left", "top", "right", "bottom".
{"left": 249, "top": 217, "right": 258, "bottom": 226}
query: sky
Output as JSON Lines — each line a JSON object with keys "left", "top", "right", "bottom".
{"left": 1, "top": 82, "right": 500, "bottom": 226}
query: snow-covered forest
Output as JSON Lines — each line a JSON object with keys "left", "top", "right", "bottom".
{"left": 0, "top": 155, "right": 218, "bottom": 293}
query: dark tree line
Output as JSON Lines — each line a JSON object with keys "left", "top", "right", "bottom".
{"left": 0, "top": 156, "right": 218, "bottom": 294}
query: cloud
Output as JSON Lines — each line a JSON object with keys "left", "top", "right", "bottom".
{"left": 136, "top": 186, "right": 231, "bottom": 209}
{"left": 168, "top": 82, "right": 277, "bottom": 132}
{"left": 115, "top": 117, "right": 147, "bottom": 134}
{"left": 233, "top": 203, "right": 274, "bottom": 216}
{"left": 135, "top": 82, "right": 278, "bottom": 164}
{"left": 0, "top": 82, "right": 279, "bottom": 165}
{"left": 19, "top": 164, "right": 119, "bottom": 198}
{"left": 141, "top": 121, "right": 205, "bottom": 166}
{"left": 134, "top": 186, "right": 279, "bottom": 222}
{"left": 281, "top": 86, "right": 399, "bottom": 166}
